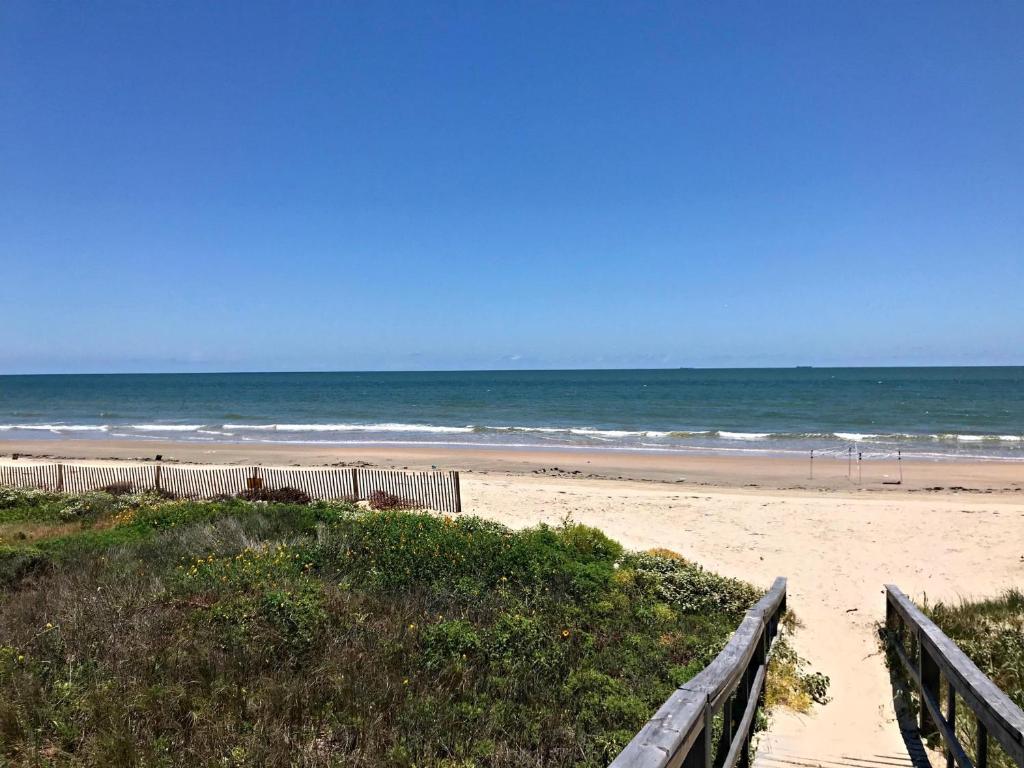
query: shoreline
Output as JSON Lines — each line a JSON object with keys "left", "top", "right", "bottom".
{"left": 1, "top": 438, "right": 1022, "bottom": 494}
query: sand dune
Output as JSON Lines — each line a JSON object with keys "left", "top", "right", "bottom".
{"left": 1, "top": 440, "right": 1022, "bottom": 755}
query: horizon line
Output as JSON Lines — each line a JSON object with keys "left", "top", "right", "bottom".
{"left": 2, "top": 363, "right": 1023, "bottom": 377}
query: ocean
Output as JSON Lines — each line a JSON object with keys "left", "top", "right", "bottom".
{"left": 0, "top": 368, "right": 1022, "bottom": 460}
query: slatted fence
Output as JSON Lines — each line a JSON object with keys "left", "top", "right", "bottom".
{"left": 358, "top": 468, "right": 461, "bottom": 514}
{"left": 159, "top": 465, "right": 252, "bottom": 499}
{"left": 62, "top": 464, "right": 156, "bottom": 495}
{"left": 0, "top": 463, "right": 461, "bottom": 514}
{"left": 257, "top": 467, "right": 358, "bottom": 501}
{"left": 0, "top": 463, "right": 62, "bottom": 492}
{"left": 610, "top": 577, "right": 787, "bottom": 768}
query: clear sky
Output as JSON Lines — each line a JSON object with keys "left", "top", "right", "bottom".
{"left": 1, "top": 2, "right": 1021, "bottom": 373}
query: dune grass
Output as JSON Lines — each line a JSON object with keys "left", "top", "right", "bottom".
{"left": 926, "top": 589, "right": 1024, "bottom": 707}
{"left": 0, "top": 486, "right": 767, "bottom": 767}
{"left": 922, "top": 590, "right": 1024, "bottom": 766}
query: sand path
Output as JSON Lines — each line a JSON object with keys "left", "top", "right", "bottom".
{"left": 462, "top": 472, "right": 1024, "bottom": 762}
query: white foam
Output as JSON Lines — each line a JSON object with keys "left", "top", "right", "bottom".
{"left": 717, "top": 431, "right": 770, "bottom": 440}
{"left": 129, "top": 424, "right": 204, "bottom": 432}
{"left": 567, "top": 427, "right": 646, "bottom": 438}
{"left": 0, "top": 424, "right": 109, "bottom": 433}
{"left": 483, "top": 425, "right": 671, "bottom": 438}
{"left": 834, "top": 433, "right": 879, "bottom": 442}
{"left": 224, "top": 422, "right": 474, "bottom": 434}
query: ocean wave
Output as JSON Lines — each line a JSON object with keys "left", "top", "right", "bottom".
{"left": 716, "top": 431, "right": 771, "bottom": 440}
{"left": 129, "top": 424, "right": 205, "bottom": 432}
{"left": 224, "top": 423, "right": 475, "bottom": 434}
{"left": 1, "top": 420, "right": 1021, "bottom": 447}
{"left": 833, "top": 432, "right": 878, "bottom": 442}
{"left": 474, "top": 425, "right": 675, "bottom": 438}
{"left": 0, "top": 424, "right": 110, "bottom": 433}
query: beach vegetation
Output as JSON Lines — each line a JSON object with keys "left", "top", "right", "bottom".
{"left": 922, "top": 590, "right": 1024, "bottom": 767}
{"left": 0, "top": 486, "right": 777, "bottom": 767}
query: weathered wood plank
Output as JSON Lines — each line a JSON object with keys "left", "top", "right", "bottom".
{"left": 886, "top": 584, "right": 1024, "bottom": 765}
{"left": 721, "top": 664, "right": 766, "bottom": 768}
{"left": 610, "top": 577, "right": 786, "bottom": 768}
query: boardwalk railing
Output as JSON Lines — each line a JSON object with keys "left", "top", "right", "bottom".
{"left": 0, "top": 463, "right": 461, "bottom": 514}
{"left": 885, "top": 585, "right": 1024, "bottom": 768}
{"left": 610, "top": 577, "right": 787, "bottom": 768}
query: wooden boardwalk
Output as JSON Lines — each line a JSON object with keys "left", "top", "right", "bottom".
{"left": 753, "top": 750, "right": 925, "bottom": 768}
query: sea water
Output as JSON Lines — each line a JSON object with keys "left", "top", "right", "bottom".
{"left": 0, "top": 368, "right": 1021, "bottom": 460}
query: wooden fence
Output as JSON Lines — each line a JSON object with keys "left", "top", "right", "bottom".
{"left": 610, "top": 577, "right": 787, "bottom": 768}
{"left": 885, "top": 585, "right": 1024, "bottom": 768}
{"left": 0, "top": 463, "right": 62, "bottom": 492}
{"left": 0, "top": 463, "right": 461, "bottom": 514}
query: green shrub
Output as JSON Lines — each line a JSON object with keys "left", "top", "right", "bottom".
{"left": 0, "top": 490, "right": 765, "bottom": 768}
{"left": 0, "top": 544, "right": 49, "bottom": 586}
{"left": 422, "top": 620, "right": 481, "bottom": 668}
{"left": 628, "top": 552, "right": 759, "bottom": 615}
{"left": 58, "top": 491, "right": 121, "bottom": 521}
{"left": 0, "top": 487, "right": 64, "bottom": 522}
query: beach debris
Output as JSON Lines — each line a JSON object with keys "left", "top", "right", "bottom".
{"left": 367, "top": 489, "right": 414, "bottom": 510}
{"left": 100, "top": 481, "right": 134, "bottom": 496}
{"left": 237, "top": 486, "right": 312, "bottom": 504}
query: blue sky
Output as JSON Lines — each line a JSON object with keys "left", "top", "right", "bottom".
{"left": 1, "top": 1, "right": 1022, "bottom": 373}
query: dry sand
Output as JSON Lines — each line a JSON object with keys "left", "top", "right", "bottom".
{"left": 2, "top": 439, "right": 1023, "bottom": 760}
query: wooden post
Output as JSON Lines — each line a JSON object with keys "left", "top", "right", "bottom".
{"left": 452, "top": 471, "right": 462, "bottom": 514}
{"left": 920, "top": 641, "right": 940, "bottom": 736}
{"left": 946, "top": 683, "right": 956, "bottom": 768}
{"left": 351, "top": 468, "right": 360, "bottom": 501}
{"left": 809, "top": 449, "right": 814, "bottom": 480}
{"left": 681, "top": 714, "right": 708, "bottom": 768}
{"left": 154, "top": 464, "right": 162, "bottom": 492}
{"left": 717, "top": 691, "right": 734, "bottom": 760}
{"left": 898, "top": 450, "right": 903, "bottom": 484}
{"left": 736, "top": 665, "right": 751, "bottom": 768}
{"left": 977, "top": 718, "right": 988, "bottom": 768}
{"left": 56, "top": 463, "right": 64, "bottom": 493}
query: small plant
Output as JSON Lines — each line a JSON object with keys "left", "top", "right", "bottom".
{"left": 100, "top": 481, "right": 134, "bottom": 496}
{"left": 237, "top": 486, "right": 311, "bottom": 504}
{"left": 57, "top": 491, "right": 121, "bottom": 521}
{"left": 366, "top": 489, "right": 412, "bottom": 509}
{"left": 764, "top": 632, "right": 831, "bottom": 712}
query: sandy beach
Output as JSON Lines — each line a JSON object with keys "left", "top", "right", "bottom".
{"left": 3, "top": 437, "right": 1024, "bottom": 492}
{"left": 2, "top": 439, "right": 1023, "bottom": 759}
